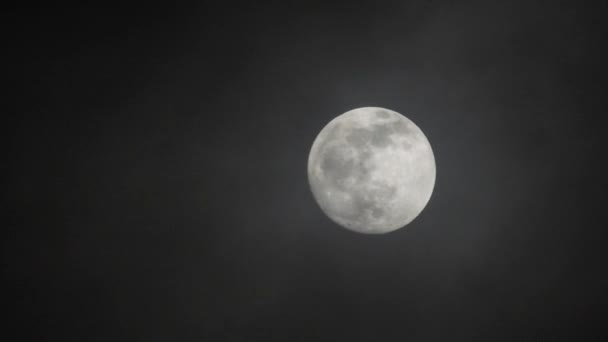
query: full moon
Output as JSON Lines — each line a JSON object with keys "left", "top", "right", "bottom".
{"left": 308, "top": 107, "right": 436, "bottom": 234}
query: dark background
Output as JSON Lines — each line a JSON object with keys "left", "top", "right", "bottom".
{"left": 5, "top": 1, "right": 608, "bottom": 340}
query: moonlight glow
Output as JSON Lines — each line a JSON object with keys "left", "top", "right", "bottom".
{"left": 308, "top": 107, "right": 436, "bottom": 234}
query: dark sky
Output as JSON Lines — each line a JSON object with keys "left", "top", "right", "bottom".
{"left": 6, "top": 1, "right": 608, "bottom": 340}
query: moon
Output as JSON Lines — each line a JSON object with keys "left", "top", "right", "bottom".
{"left": 308, "top": 107, "right": 436, "bottom": 234}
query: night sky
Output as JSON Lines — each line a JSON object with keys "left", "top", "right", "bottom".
{"left": 6, "top": 1, "right": 608, "bottom": 340}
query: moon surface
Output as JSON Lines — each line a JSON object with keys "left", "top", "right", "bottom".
{"left": 308, "top": 107, "right": 436, "bottom": 234}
